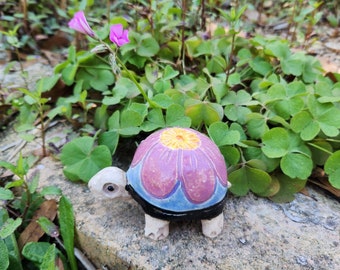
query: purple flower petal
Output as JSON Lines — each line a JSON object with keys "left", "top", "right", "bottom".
{"left": 180, "top": 149, "right": 216, "bottom": 203}
{"left": 111, "top": 24, "right": 123, "bottom": 37}
{"left": 109, "top": 24, "right": 130, "bottom": 47}
{"left": 131, "top": 131, "right": 162, "bottom": 167}
{"left": 196, "top": 133, "right": 228, "bottom": 186}
{"left": 68, "top": 11, "right": 95, "bottom": 37}
{"left": 141, "top": 143, "right": 178, "bottom": 198}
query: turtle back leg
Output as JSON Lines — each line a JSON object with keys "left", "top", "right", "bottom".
{"left": 144, "top": 214, "right": 170, "bottom": 240}
{"left": 201, "top": 212, "right": 224, "bottom": 238}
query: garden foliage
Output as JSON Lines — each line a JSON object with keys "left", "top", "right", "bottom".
{"left": 2, "top": 1, "right": 340, "bottom": 204}
{"left": 0, "top": 155, "right": 77, "bottom": 269}
{"left": 2, "top": 1, "right": 340, "bottom": 268}
{"left": 54, "top": 2, "right": 340, "bottom": 203}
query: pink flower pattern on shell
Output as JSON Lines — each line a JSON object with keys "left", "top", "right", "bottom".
{"left": 68, "top": 11, "right": 95, "bottom": 37}
{"left": 109, "top": 24, "right": 129, "bottom": 47}
{"left": 130, "top": 128, "right": 228, "bottom": 204}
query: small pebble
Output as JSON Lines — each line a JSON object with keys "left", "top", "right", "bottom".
{"left": 323, "top": 216, "right": 338, "bottom": 231}
{"left": 36, "top": 164, "right": 45, "bottom": 170}
{"left": 238, "top": 238, "right": 247, "bottom": 245}
{"left": 296, "top": 255, "right": 308, "bottom": 266}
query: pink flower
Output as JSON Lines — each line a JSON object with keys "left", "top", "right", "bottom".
{"left": 68, "top": 11, "right": 95, "bottom": 37}
{"left": 109, "top": 24, "right": 129, "bottom": 47}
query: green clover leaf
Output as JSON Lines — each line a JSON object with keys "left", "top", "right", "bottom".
{"left": 165, "top": 104, "right": 192, "bottom": 127}
{"left": 324, "top": 151, "right": 340, "bottom": 189}
{"left": 243, "top": 146, "right": 280, "bottom": 173}
{"left": 222, "top": 90, "right": 258, "bottom": 124}
{"left": 246, "top": 113, "right": 269, "bottom": 139}
{"left": 208, "top": 121, "right": 240, "bottom": 146}
{"left": 269, "top": 174, "right": 307, "bottom": 203}
{"left": 185, "top": 99, "right": 223, "bottom": 127}
{"left": 265, "top": 40, "right": 291, "bottom": 59}
{"left": 280, "top": 153, "right": 313, "bottom": 179}
{"left": 141, "top": 108, "right": 166, "bottom": 132}
{"left": 281, "top": 52, "right": 304, "bottom": 77}
{"left": 249, "top": 56, "right": 273, "bottom": 76}
{"left": 291, "top": 96, "right": 340, "bottom": 140}
{"left": 141, "top": 104, "right": 191, "bottom": 132}
{"left": 137, "top": 34, "right": 160, "bottom": 57}
{"left": 228, "top": 166, "right": 272, "bottom": 196}
{"left": 60, "top": 136, "right": 112, "bottom": 182}
{"left": 262, "top": 127, "right": 290, "bottom": 158}
{"left": 262, "top": 128, "right": 313, "bottom": 179}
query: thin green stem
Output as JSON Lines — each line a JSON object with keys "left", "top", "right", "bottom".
{"left": 226, "top": 33, "right": 236, "bottom": 84}
{"left": 308, "top": 142, "right": 333, "bottom": 155}
{"left": 100, "top": 41, "right": 158, "bottom": 108}
{"left": 325, "top": 138, "right": 340, "bottom": 143}
{"left": 106, "top": 0, "right": 110, "bottom": 22}
{"left": 115, "top": 56, "right": 157, "bottom": 108}
{"left": 20, "top": 180, "right": 31, "bottom": 222}
{"left": 181, "top": 0, "right": 186, "bottom": 74}
{"left": 15, "top": 47, "right": 29, "bottom": 89}
{"left": 39, "top": 107, "right": 47, "bottom": 157}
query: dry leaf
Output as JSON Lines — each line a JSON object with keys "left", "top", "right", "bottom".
{"left": 18, "top": 199, "right": 58, "bottom": 250}
{"left": 37, "top": 30, "right": 69, "bottom": 50}
{"left": 309, "top": 178, "right": 340, "bottom": 199}
{"left": 317, "top": 56, "right": 340, "bottom": 74}
{"left": 299, "top": 187, "right": 310, "bottom": 197}
{"left": 56, "top": 257, "right": 65, "bottom": 270}
{"left": 41, "top": 49, "right": 64, "bottom": 66}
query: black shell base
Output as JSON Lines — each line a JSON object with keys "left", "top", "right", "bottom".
{"left": 126, "top": 185, "right": 227, "bottom": 221}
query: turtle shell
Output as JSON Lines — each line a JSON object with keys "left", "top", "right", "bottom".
{"left": 126, "top": 127, "right": 228, "bottom": 220}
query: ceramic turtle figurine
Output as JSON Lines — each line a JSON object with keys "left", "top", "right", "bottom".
{"left": 88, "top": 127, "right": 229, "bottom": 240}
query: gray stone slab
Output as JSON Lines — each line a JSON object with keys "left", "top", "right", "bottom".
{"left": 32, "top": 156, "right": 339, "bottom": 270}
{"left": 0, "top": 121, "right": 339, "bottom": 270}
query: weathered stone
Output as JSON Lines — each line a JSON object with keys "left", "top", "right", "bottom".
{"left": 0, "top": 122, "right": 339, "bottom": 269}
{"left": 27, "top": 155, "right": 339, "bottom": 270}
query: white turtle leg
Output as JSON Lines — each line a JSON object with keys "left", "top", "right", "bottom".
{"left": 201, "top": 213, "right": 224, "bottom": 238}
{"left": 144, "top": 214, "right": 170, "bottom": 240}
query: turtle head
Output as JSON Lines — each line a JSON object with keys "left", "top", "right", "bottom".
{"left": 88, "top": 167, "right": 130, "bottom": 200}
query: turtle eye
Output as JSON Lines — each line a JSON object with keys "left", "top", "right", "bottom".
{"left": 103, "top": 183, "right": 118, "bottom": 193}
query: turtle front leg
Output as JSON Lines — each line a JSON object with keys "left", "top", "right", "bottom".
{"left": 144, "top": 214, "right": 170, "bottom": 240}
{"left": 201, "top": 213, "right": 224, "bottom": 238}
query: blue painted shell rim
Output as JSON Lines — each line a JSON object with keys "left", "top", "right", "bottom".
{"left": 126, "top": 162, "right": 228, "bottom": 212}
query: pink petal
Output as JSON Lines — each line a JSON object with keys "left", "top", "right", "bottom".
{"left": 140, "top": 143, "right": 178, "bottom": 199}
{"left": 111, "top": 24, "right": 123, "bottom": 36}
{"left": 109, "top": 24, "right": 129, "bottom": 46}
{"left": 68, "top": 11, "right": 94, "bottom": 37}
{"left": 120, "top": 30, "right": 130, "bottom": 45}
{"left": 180, "top": 150, "right": 216, "bottom": 203}
{"left": 198, "top": 135, "right": 228, "bottom": 186}
{"left": 131, "top": 131, "right": 162, "bottom": 167}
{"left": 109, "top": 24, "right": 122, "bottom": 44}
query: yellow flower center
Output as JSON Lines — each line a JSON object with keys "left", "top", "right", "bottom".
{"left": 160, "top": 128, "right": 201, "bottom": 150}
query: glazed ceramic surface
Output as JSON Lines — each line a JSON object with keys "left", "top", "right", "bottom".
{"left": 126, "top": 127, "right": 228, "bottom": 213}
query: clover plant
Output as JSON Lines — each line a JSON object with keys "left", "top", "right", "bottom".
{"left": 54, "top": 2, "right": 340, "bottom": 203}
{"left": 2, "top": 1, "right": 339, "bottom": 202}
{"left": 2, "top": 1, "right": 340, "bottom": 269}
{"left": 0, "top": 154, "right": 81, "bottom": 269}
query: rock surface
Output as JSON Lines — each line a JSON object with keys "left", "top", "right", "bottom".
{"left": 1, "top": 122, "right": 339, "bottom": 270}
{"left": 31, "top": 157, "right": 340, "bottom": 270}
